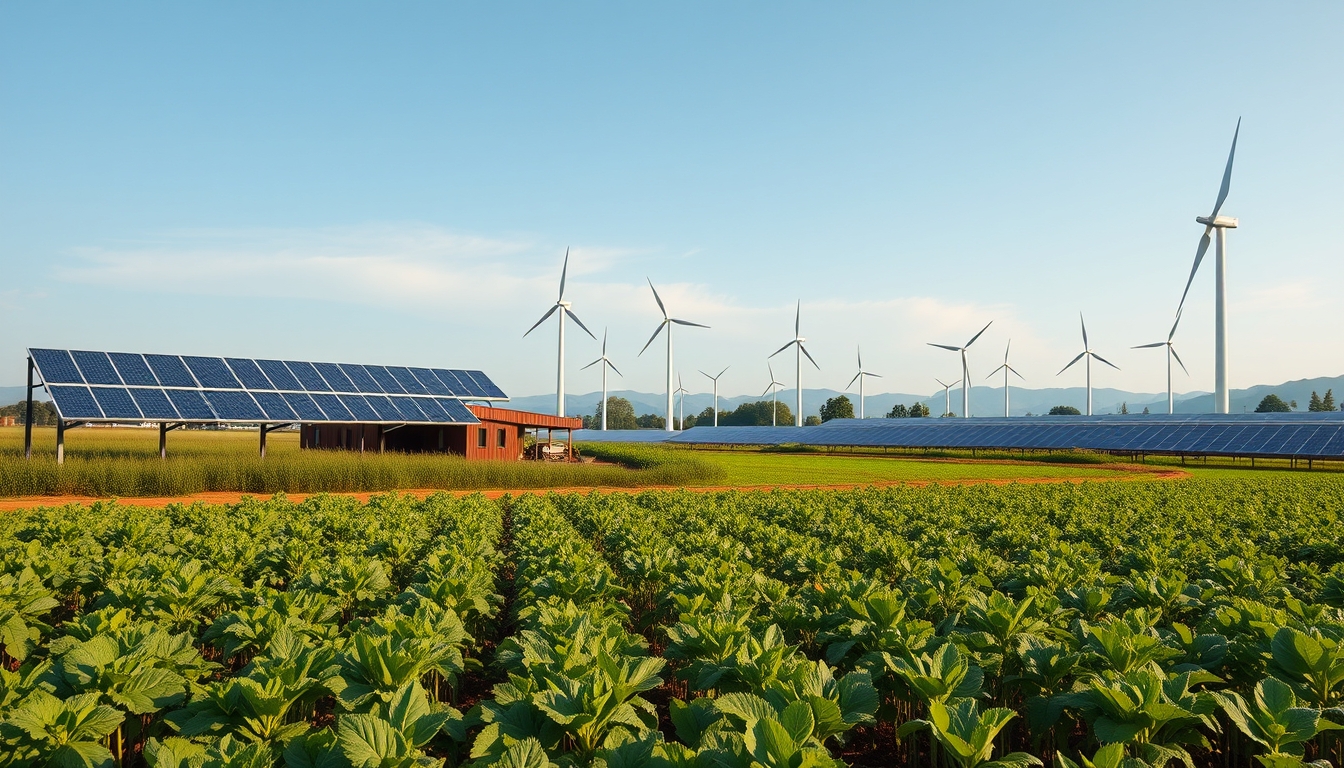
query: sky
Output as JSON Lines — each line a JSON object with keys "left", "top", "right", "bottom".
{"left": 2, "top": 3, "right": 1341, "bottom": 404}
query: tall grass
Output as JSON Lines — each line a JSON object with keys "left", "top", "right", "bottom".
{"left": 0, "top": 427, "right": 724, "bottom": 496}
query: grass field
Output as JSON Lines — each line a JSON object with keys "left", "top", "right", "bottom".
{"left": 684, "top": 449, "right": 1132, "bottom": 485}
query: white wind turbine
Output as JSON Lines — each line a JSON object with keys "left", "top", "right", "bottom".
{"left": 847, "top": 347, "right": 882, "bottom": 419}
{"left": 523, "top": 248, "right": 596, "bottom": 417}
{"left": 986, "top": 340, "right": 1024, "bottom": 418}
{"left": 769, "top": 302, "right": 819, "bottom": 426}
{"left": 1057, "top": 314, "right": 1119, "bottom": 416}
{"left": 639, "top": 280, "right": 709, "bottom": 432}
{"left": 1175, "top": 119, "right": 1240, "bottom": 414}
{"left": 928, "top": 322, "right": 992, "bottom": 418}
{"left": 674, "top": 374, "right": 690, "bottom": 430}
{"left": 762, "top": 364, "right": 786, "bottom": 427}
{"left": 581, "top": 329, "right": 622, "bottom": 430}
{"left": 699, "top": 366, "right": 729, "bottom": 427}
{"left": 936, "top": 377, "right": 961, "bottom": 418}
{"left": 1133, "top": 310, "right": 1188, "bottom": 415}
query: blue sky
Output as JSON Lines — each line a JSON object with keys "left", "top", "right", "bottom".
{"left": 2, "top": 3, "right": 1341, "bottom": 402}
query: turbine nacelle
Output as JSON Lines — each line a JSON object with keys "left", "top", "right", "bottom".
{"left": 1195, "top": 215, "right": 1239, "bottom": 229}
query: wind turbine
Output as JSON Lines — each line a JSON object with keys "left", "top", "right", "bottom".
{"left": 1057, "top": 314, "right": 1119, "bottom": 416}
{"left": 638, "top": 280, "right": 709, "bottom": 432}
{"left": 581, "top": 329, "right": 622, "bottom": 430}
{"left": 986, "top": 340, "right": 1024, "bottom": 418}
{"left": 1133, "top": 310, "right": 1188, "bottom": 415}
{"left": 524, "top": 248, "right": 596, "bottom": 417}
{"left": 769, "top": 302, "right": 819, "bottom": 426}
{"left": 674, "top": 374, "right": 690, "bottom": 430}
{"left": 762, "top": 364, "right": 786, "bottom": 427}
{"left": 927, "top": 322, "right": 992, "bottom": 418}
{"left": 699, "top": 366, "right": 729, "bottom": 427}
{"left": 936, "top": 377, "right": 961, "bottom": 417}
{"left": 847, "top": 347, "right": 881, "bottom": 419}
{"left": 1175, "top": 119, "right": 1240, "bottom": 414}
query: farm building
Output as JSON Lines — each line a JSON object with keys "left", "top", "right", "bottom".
{"left": 24, "top": 348, "right": 580, "bottom": 463}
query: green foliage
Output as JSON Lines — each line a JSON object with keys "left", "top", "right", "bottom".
{"left": 1049, "top": 406, "right": 1082, "bottom": 416}
{"left": 720, "top": 400, "right": 795, "bottom": 427}
{"left": 819, "top": 397, "right": 854, "bottom": 423}
{"left": 595, "top": 397, "right": 639, "bottom": 431}
{"left": 1256, "top": 394, "right": 1293, "bottom": 413}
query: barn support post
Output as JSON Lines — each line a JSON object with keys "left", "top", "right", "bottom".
{"left": 359, "top": 428, "right": 365, "bottom": 454}
{"left": 56, "top": 420, "right": 65, "bottom": 466}
{"left": 159, "top": 423, "right": 168, "bottom": 459}
{"left": 259, "top": 424, "right": 268, "bottom": 458}
{"left": 378, "top": 427, "right": 385, "bottom": 454}
{"left": 24, "top": 356, "right": 35, "bottom": 460}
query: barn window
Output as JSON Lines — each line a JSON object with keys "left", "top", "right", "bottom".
{"left": 477, "top": 427, "right": 487, "bottom": 448}
{"left": 497, "top": 428, "right": 506, "bottom": 448}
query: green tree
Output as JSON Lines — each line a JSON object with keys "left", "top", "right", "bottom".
{"left": 909, "top": 402, "right": 930, "bottom": 417}
{"left": 1255, "top": 394, "right": 1292, "bottom": 413}
{"left": 635, "top": 413, "right": 666, "bottom": 429}
{"left": 595, "top": 397, "right": 638, "bottom": 430}
{"left": 886, "top": 404, "right": 909, "bottom": 418}
{"left": 0, "top": 400, "right": 59, "bottom": 426}
{"left": 1118, "top": 402, "right": 1128, "bottom": 414}
{"left": 1049, "top": 405, "right": 1082, "bottom": 416}
{"left": 819, "top": 395, "right": 854, "bottom": 422}
{"left": 1325, "top": 389, "right": 1337, "bottom": 411}
{"left": 1309, "top": 391, "right": 1324, "bottom": 411}
{"left": 803, "top": 415, "right": 822, "bottom": 426}
{"left": 720, "top": 401, "right": 792, "bottom": 426}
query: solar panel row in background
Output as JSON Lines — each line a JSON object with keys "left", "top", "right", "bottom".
{"left": 31, "top": 348, "right": 496, "bottom": 425}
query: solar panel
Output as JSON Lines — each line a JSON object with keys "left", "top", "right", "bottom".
{"left": 465, "top": 370, "right": 508, "bottom": 399}
{"left": 364, "top": 366, "right": 406, "bottom": 394}
{"left": 257, "top": 360, "right": 304, "bottom": 391}
{"left": 387, "top": 367, "right": 429, "bottom": 395}
{"left": 409, "top": 367, "right": 453, "bottom": 396}
{"left": 48, "top": 385, "right": 103, "bottom": 419}
{"left": 109, "top": 353, "right": 159, "bottom": 386}
{"left": 128, "top": 388, "right": 179, "bottom": 420}
{"left": 183, "top": 357, "right": 242, "bottom": 389}
{"left": 91, "top": 387, "right": 143, "bottom": 420}
{"left": 72, "top": 351, "right": 123, "bottom": 385}
{"left": 203, "top": 391, "right": 264, "bottom": 421}
{"left": 282, "top": 393, "right": 327, "bottom": 421}
{"left": 146, "top": 355, "right": 198, "bottom": 388}
{"left": 436, "top": 398, "right": 479, "bottom": 424}
{"left": 167, "top": 390, "right": 216, "bottom": 420}
{"left": 31, "top": 349, "right": 84, "bottom": 384}
{"left": 338, "top": 364, "right": 383, "bottom": 394}
{"left": 451, "top": 370, "right": 488, "bottom": 398}
{"left": 312, "top": 362, "right": 357, "bottom": 393}
{"left": 363, "top": 395, "right": 403, "bottom": 421}
{"left": 429, "top": 369, "right": 465, "bottom": 396}
{"left": 252, "top": 391, "right": 298, "bottom": 421}
{"left": 337, "top": 395, "right": 379, "bottom": 422}
{"left": 312, "top": 394, "right": 354, "bottom": 422}
{"left": 390, "top": 396, "right": 431, "bottom": 421}
{"left": 226, "top": 358, "right": 275, "bottom": 390}
{"left": 415, "top": 397, "right": 452, "bottom": 421}
{"left": 284, "top": 361, "right": 332, "bottom": 392}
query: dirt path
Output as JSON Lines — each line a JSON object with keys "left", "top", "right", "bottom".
{"left": 0, "top": 463, "right": 1188, "bottom": 511}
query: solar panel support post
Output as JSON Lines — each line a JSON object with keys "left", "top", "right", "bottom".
{"left": 160, "top": 422, "right": 167, "bottom": 459}
{"left": 24, "top": 356, "right": 35, "bottom": 460}
{"left": 260, "top": 424, "right": 267, "bottom": 459}
{"left": 56, "top": 420, "right": 65, "bottom": 465}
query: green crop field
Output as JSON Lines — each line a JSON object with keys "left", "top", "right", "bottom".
{"left": 681, "top": 450, "right": 1130, "bottom": 486}
{"left": 3, "top": 477, "right": 1343, "bottom": 767}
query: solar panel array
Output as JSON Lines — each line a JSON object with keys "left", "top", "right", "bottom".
{"left": 574, "top": 413, "right": 1344, "bottom": 459}
{"left": 30, "top": 349, "right": 507, "bottom": 425}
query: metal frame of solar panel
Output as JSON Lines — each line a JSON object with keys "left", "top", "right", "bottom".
{"left": 28, "top": 349, "right": 505, "bottom": 427}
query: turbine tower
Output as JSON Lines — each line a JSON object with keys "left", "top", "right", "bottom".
{"left": 1057, "top": 314, "right": 1119, "bottom": 416}
{"left": 762, "top": 364, "right": 786, "bottom": 427}
{"left": 986, "top": 340, "right": 1024, "bottom": 418}
{"left": 936, "top": 377, "right": 961, "bottom": 418}
{"left": 581, "top": 329, "right": 623, "bottom": 430}
{"left": 674, "top": 374, "right": 689, "bottom": 430}
{"left": 847, "top": 347, "right": 881, "bottom": 419}
{"left": 1176, "top": 119, "right": 1240, "bottom": 414}
{"left": 699, "top": 366, "right": 729, "bottom": 427}
{"left": 1133, "top": 310, "right": 1188, "bottom": 415}
{"left": 769, "top": 301, "right": 819, "bottom": 426}
{"left": 524, "top": 247, "right": 595, "bottom": 417}
{"left": 639, "top": 280, "right": 709, "bottom": 432}
{"left": 928, "top": 321, "right": 992, "bottom": 418}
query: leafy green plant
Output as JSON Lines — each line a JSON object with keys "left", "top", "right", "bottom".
{"left": 898, "top": 698, "right": 1042, "bottom": 768}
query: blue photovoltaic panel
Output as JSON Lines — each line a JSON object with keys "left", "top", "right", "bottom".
{"left": 168, "top": 390, "right": 216, "bottom": 420}
{"left": 311, "top": 394, "right": 354, "bottom": 422}
{"left": 449, "top": 370, "right": 486, "bottom": 398}
{"left": 226, "top": 358, "right": 275, "bottom": 390}
{"left": 465, "top": 370, "right": 507, "bottom": 399}
{"left": 282, "top": 393, "right": 327, "bottom": 421}
{"left": 415, "top": 397, "right": 451, "bottom": 421}
{"left": 48, "top": 385, "right": 103, "bottom": 419}
{"left": 436, "top": 398, "right": 479, "bottom": 424}
{"left": 257, "top": 360, "right": 304, "bottom": 391}
{"left": 109, "top": 353, "right": 159, "bottom": 386}
{"left": 71, "top": 351, "right": 123, "bottom": 385}
{"left": 409, "top": 367, "right": 453, "bottom": 396}
{"left": 365, "top": 366, "right": 406, "bottom": 394}
{"left": 91, "top": 387, "right": 143, "bottom": 419}
{"left": 337, "top": 395, "right": 378, "bottom": 422}
{"left": 363, "top": 394, "right": 403, "bottom": 421}
{"left": 338, "top": 364, "right": 383, "bottom": 393}
{"left": 387, "top": 367, "right": 429, "bottom": 395}
{"left": 252, "top": 391, "right": 298, "bottom": 421}
{"left": 128, "top": 388, "right": 179, "bottom": 420}
{"left": 285, "top": 361, "right": 332, "bottom": 392}
{"left": 31, "top": 349, "right": 84, "bottom": 384}
{"left": 390, "top": 396, "right": 430, "bottom": 421}
{"left": 203, "top": 390, "right": 264, "bottom": 420}
{"left": 146, "top": 355, "right": 198, "bottom": 388}
{"left": 428, "top": 369, "right": 464, "bottom": 396}
{"left": 183, "top": 357, "right": 242, "bottom": 389}
{"left": 313, "top": 362, "right": 357, "bottom": 393}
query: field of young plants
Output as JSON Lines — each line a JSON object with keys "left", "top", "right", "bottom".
{"left": 3, "top": 477, "right": 1344, "bottom": 767}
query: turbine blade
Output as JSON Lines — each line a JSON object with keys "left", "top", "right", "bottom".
{"left": 965, "top": 320, "right": 993, "bottom": 348}
{"left": 770, "top": 340, "right": 797, "bottom": 358}
{"left": 1132, "top": 341, "right": 1167, "bottom": 349}
{"left": 718, "top": 365, "right": 729, "bottom": 378}
{"left": 700, "top": 370, "right": 711, "bottom": 380}
{"left": 761, "top": 384, "right": 774, "bottom": 397}
{"left": 1170, "top": 345, "right": 1189, "bottom": 375}
{"left": 601, "top": 328, "right": 608, "bottom": 354}
{"left": 848, "top": 372, "right": 861, "bottom": 388}
{"left": 670, "top": 318, "right": 710, "bottom": 328}
{"left": 800, "top": 344, "right": 820, "bottom": 370}
{"left": 647, "top": 278, "right": 667, "bottom": 318}
{"left": 795, "top": 300, "right": 800, "bottom": 337}
{"left": 951, "top": 379, "right": 962, "bottom": 387}
{"left": 1005, "top": 339, "right": 1011, "bottom": 362}
{"left": 1080, "top": 313, "right": 1088, "bottom": 348}
{"left": 935, "top": 378, "right": 950, "bottom": 388}
{"left": 1168, "top": 307, "right": 1183, "bottom": 342}
{"left": 986, "top": 364, "right": 1006, "bottom": 379}
{"left": 1176, "top": 228, "right": 1213, "bottom": 316}
{"left": 928, "top": 343, "right": 962, "bottom": 352}
{"left": 1057, "top": 351, "right": 1086, "bottom": 375}
{"left": 1210, "top": 117, "right": 1240, "bottom": 219}
{"left": 866, "top": 371, "right": 882, "bottom": 378}
{"left": 523, "top": 304, "right": 560, "bottom": 337}
{"left": 558, "top": 246, "right": 569, "bottom": 300}
{"left": 564, "top": 308, "right": 597, "bottom": 339}
{"left": 580, "top": 358, "right": 603, "bottom": 370}
{"left": 1008, "top": 366, "right": 1025, "bottom": 381}
{"left": 607, "top": 359, "right": 623, "bottom": 377}
{"left": 857, "top": 346, "right": 862, "bottom": 369}
{"left": 1092, "top": 352, "right": 1120, "bottom": 370}
{"left": 638, "top": 321, "right": 667, "bottom": 356}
